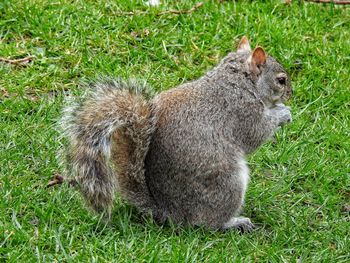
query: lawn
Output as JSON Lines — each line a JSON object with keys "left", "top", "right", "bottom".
{"left": 0, "top": 0, "right": 349, "bottom": 262}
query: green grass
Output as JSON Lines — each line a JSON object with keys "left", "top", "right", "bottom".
{"left": 1, "top": 0, "right": 349, "bottom": 262}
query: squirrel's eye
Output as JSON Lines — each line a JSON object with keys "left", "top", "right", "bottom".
{"left": 277, "top": 76, "right": 286, "bottom": 85}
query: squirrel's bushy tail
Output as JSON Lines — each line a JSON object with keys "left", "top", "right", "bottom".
{"left": 60, "top": 79, "right": 156, "bottom": 215}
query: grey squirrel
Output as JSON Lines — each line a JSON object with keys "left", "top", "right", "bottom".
{"left": 60, "top": 36, "right": 292, "bottom": 231}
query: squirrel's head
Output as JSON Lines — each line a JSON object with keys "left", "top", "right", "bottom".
{"left": 237, "top": 36, "right": 292, "bottom": 106}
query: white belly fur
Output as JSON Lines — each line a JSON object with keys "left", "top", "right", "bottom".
{"left": 237, "top": 157, "right": 250, "bottom": 196}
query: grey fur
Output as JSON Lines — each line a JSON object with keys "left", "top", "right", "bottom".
{"left": 60, "top": 37, "right": 292, "bottom": 230}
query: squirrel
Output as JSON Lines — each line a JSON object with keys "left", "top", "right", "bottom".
{"left": 60, "top": 36, "right": 292, "bottom": 232}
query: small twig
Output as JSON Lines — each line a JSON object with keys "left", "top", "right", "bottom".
{"left": 0, "top": 87, "right": 10, "bottom": 98}
{"left": 47, "top": 173, "right": 78, "bottom": 188}
{"left": 115, "top": 11, "right": 136, "bottom": 16}
{"left": 302, "top": 200, "right": 321, "bottom": 208}
{"left": 307, "top": 0, "right": 350, "bottom": 4}
{"left": 115, "top": 2, "right": 203, "bottom": 16}
{"left": 47, "top": 173, "right": 64, "bottom": 187}
{"left": 157, "top": 2, "right": 203, "bottom": 15}
{"left": 0, "top": 55, "right": 34, "bottom": 65}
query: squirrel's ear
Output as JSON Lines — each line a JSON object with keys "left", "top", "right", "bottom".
{"left": 237, "top": 36, "right": 251, "bottom": 53}
{"left": 248, "top": 47, "right": 266, "bottom": 74}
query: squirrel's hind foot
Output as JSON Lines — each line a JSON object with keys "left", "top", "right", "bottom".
{"left": 222, "top": 217, "right": 256, "bottom": 233}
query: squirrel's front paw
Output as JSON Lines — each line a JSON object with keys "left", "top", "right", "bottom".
{"left": 273, "top": 104, "right": 292, "bottom": 126}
